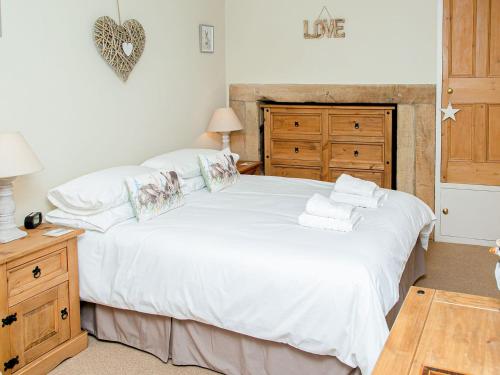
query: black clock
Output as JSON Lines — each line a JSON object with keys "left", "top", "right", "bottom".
{"left": 24, "top": 212, "right": 43, "bottom": 229}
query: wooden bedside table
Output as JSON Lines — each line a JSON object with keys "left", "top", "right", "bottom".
{"left": 237, "top": 161, "right": 262, "bottom": 175}
{"left": 0, "top": 224, "right": 87, "bottom": 374}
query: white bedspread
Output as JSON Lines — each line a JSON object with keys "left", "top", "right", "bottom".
{"left": 78, "top": 175, "right": 435, "bottom": 374}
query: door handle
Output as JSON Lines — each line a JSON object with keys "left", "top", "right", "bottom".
{"left": 354, "top": 150, "right": 359, "bottom": 157}
{"left": 61, "top": 308, "right": 69, "bottom": 320}
{"left": 294, "top": 147, "right": 300, "bottom": 153}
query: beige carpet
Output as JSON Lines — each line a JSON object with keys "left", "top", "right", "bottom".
{"left": 50, "top": 241, "right": 499, "bottom": 375}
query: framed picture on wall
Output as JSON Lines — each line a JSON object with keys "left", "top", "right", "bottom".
{"left": 199, "top": 24, "right": 214, "bottom": 53}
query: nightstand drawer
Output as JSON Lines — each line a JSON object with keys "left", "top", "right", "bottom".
{"left": 7, "top": 244, "right": 68, "bottom": 302}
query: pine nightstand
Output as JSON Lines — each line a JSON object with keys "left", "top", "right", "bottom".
{"left": 237, "top": 161, "right": 262, "bottom": 175}
{"left": 0, "top": 224, "right": 87, "bottom": 374}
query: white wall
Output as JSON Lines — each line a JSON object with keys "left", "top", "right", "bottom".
{"left": 226, "top": 0, "right": 437, "bottom": 84}
{"left": 0, "top": 0, "right": 226, "bottom": 223}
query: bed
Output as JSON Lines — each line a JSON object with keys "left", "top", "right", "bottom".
{"left": 76, "top": 175, "right": 435, "bottom": 374}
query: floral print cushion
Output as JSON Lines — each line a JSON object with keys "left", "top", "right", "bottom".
{"left": 126, "top": 170, "right": 185, "bottom": 222}
{"left": 198, "top": 150, "right": 240, "bottom": 192}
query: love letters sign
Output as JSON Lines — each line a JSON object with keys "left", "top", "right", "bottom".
{"left": 303, "top": 19, "right": 345, "bottom": 39}
{"left": 304, "top": 7, "right": 345, "bottom": 39}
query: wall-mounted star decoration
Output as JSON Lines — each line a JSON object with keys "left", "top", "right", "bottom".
{"left": 441, "top": 102, "right": 460, "bottom": 121}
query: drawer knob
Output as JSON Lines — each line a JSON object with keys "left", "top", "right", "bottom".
{"left": 354, "top": 122, "right": 360, "bottom": 129}
{"left": 32, "top": 266, "right": 42, "bottom": 279}
{"left": 1, "top": 313, "right": 17, "bottom": 327}
{"left": 4, "top": 356, "right": 19, "bottom": 371}
{"left": 442, "top": 208, "right": 449, "bottom": 215}
{"left": 294, "top": 147, "right": 300, "bottom": 153}
{"left": 354, "top": 150, "right": 359, "bottom": 157}
{"left": 61, "top": 308, "right": 69, "bottom": 320}
{"left": 294, "top": 121, "right": 300, "bottom": 127}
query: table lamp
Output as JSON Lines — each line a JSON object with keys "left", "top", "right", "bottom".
{"left": 207, "top": 108, "right": 243, "bottom": 151}
{"left": 0, "top": 132, "right": 43, "bottom": 243}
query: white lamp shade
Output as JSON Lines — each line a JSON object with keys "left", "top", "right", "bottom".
{"left": 207, "top": 108, "right": 243, "bottom": 133}
{"left": 0, "top": 132, "right": 43, "bottom": 178}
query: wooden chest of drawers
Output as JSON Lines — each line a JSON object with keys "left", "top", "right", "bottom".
{"left": 263, "top": 105, "right": 394, "bottom": 188}
{"left": 0, "top": 224, "right": 87, "bottom": 374}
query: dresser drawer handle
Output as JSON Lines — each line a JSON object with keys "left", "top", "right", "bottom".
{"left": 354, "top": 122, "right": 360, "bottom": 129}
{"left": 354, "top": 150, "right": 359, "bottom": 157}
{"left": 61, "top": 308, "right": 69, "bottom": 320}
{"left": 294, "top": 121, "right": 300, "bottom": 127}
{"left": 4, "top": 356, "right": 19, "bottom": 371}
{"left": 32, "top": 266, "right": 42, "bottom": 279}
{"left": 294, "top": 147, "right": 300, "bottom": 153}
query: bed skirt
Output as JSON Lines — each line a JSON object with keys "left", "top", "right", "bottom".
{"left": 81, "top": 243, "right": 425, "bottom": 375}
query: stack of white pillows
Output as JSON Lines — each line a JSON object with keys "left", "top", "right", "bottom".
{"left": 299, "top": 174, "right": 388, "bottom": 232}
{"left": 46, "top": 148, "right": 239, "bottom": 232}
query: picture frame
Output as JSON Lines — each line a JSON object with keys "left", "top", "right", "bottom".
{"left": 199, "top": 24, "right": 214, "bottom": 53}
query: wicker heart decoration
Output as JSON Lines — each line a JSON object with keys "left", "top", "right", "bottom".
{"left": 93, "top": 16, "right": 146, "bottom": 82}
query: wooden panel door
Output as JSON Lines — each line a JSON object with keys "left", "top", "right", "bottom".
{"left": 442, "top": 0, "right": 500, "bottom": 185}
{"left": 9, "top": 283, "right": 70, "bottom": 370}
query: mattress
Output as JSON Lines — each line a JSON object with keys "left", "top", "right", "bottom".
{"left": 77, "top": 175, "right": 436, "bottom": 374}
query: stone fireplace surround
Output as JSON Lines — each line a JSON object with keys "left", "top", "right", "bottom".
{"left": 229, "top": 84, "right": 436, "bottom": 210}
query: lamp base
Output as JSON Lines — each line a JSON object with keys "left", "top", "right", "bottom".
{"left": 221, "top": 132, "right": 231, "bottom": 152}
{"left": 0, "top": 227, "right": 27, "bottom": 244}
{"left": 0, "top": 177, "right": 27, "bottom": 244}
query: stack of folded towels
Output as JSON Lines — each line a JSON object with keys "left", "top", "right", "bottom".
{"left": 330, "top": 174, "right": 387, "bottom": 209}
{"left": 298, "top": 174, "right": 387, "bottom": 232}
{"left": 298, "top": 193, "right": 361, "bottom": 232}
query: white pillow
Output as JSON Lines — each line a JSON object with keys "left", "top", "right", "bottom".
{"left": 141, "top": 148, "right": 240, "bottom": 179}
{"left": 48, "top": 166, "right": 154, "bottom": 215}
{"left": 46, "top": 203, "right": 135, "bottom": 233}
{"left": 182, "top": 175, "right": 206, "bottom": 194}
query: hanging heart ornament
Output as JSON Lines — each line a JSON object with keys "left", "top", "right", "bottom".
{"left": 93, "top": 16, "right": 145, "bottom": 81}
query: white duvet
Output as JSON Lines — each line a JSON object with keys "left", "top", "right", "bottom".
{"left": 78, "top": 175, "right": 435, "bottom": 374}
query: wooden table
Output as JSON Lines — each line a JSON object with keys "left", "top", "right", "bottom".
{"left": 237, "top": 160, "right": 262, "bottom": 175}
{"left": 373, "top": 286, "right": 500, "bottom": 375}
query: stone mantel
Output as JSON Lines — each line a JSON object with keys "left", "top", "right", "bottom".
{"left": 229, "top": 83, "right": 436, "bottom": 210}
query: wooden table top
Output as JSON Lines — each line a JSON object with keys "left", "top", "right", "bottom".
{"left": 0, "top": 224, "right": 84, "bottom": 265}
{"left": 373, "top": 286, "right": 500, "bottom": 375}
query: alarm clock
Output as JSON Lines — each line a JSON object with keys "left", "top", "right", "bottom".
{"left": 24, "top": 212, "right": 43, "bottom": 229}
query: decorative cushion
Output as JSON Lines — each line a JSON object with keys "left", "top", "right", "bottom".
{"left": 198, "top": 150, "right": 240, "bottom": 192}
{"left": 141, "top": 148, "right": 240, "bottom": 179}
{"left": 126, "top": 170, "right": 185, "bottom": 222}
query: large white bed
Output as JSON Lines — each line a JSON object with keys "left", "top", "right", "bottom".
{"left": 77, "top": 175, "right": 435, "bottom": 374}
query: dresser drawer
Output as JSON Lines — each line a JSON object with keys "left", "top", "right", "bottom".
{"left": 330, "top": 169, "right": 384, "bottom": 186}
{"left": 330, "top": 142, "right": 384, "bottom": 170}
{"left": 271, "top": 114, "right": 322, "bottom": 135}
{"left": 329, "top": 114, "right": 384, "bottom": 137}
{"left": 272, "top": 140, "right": 321, "bottom": 162}
{"left": 270, "top": 166, "right": 321, "bottom": 180}
{"left": 7, "top": 245, "right": 68, "bottom": 302}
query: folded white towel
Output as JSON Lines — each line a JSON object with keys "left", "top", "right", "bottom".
{"left": 299, "top": 212, "right": 362, "bottom": 232}
{"left": 305, "top": 193, "right": 355, "bottom": 220}
{"left": 330, "top": 190, "right": 387, "bottom": 209}
{"left": 334, "top": 174, "right": 378, "bottom": 197}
